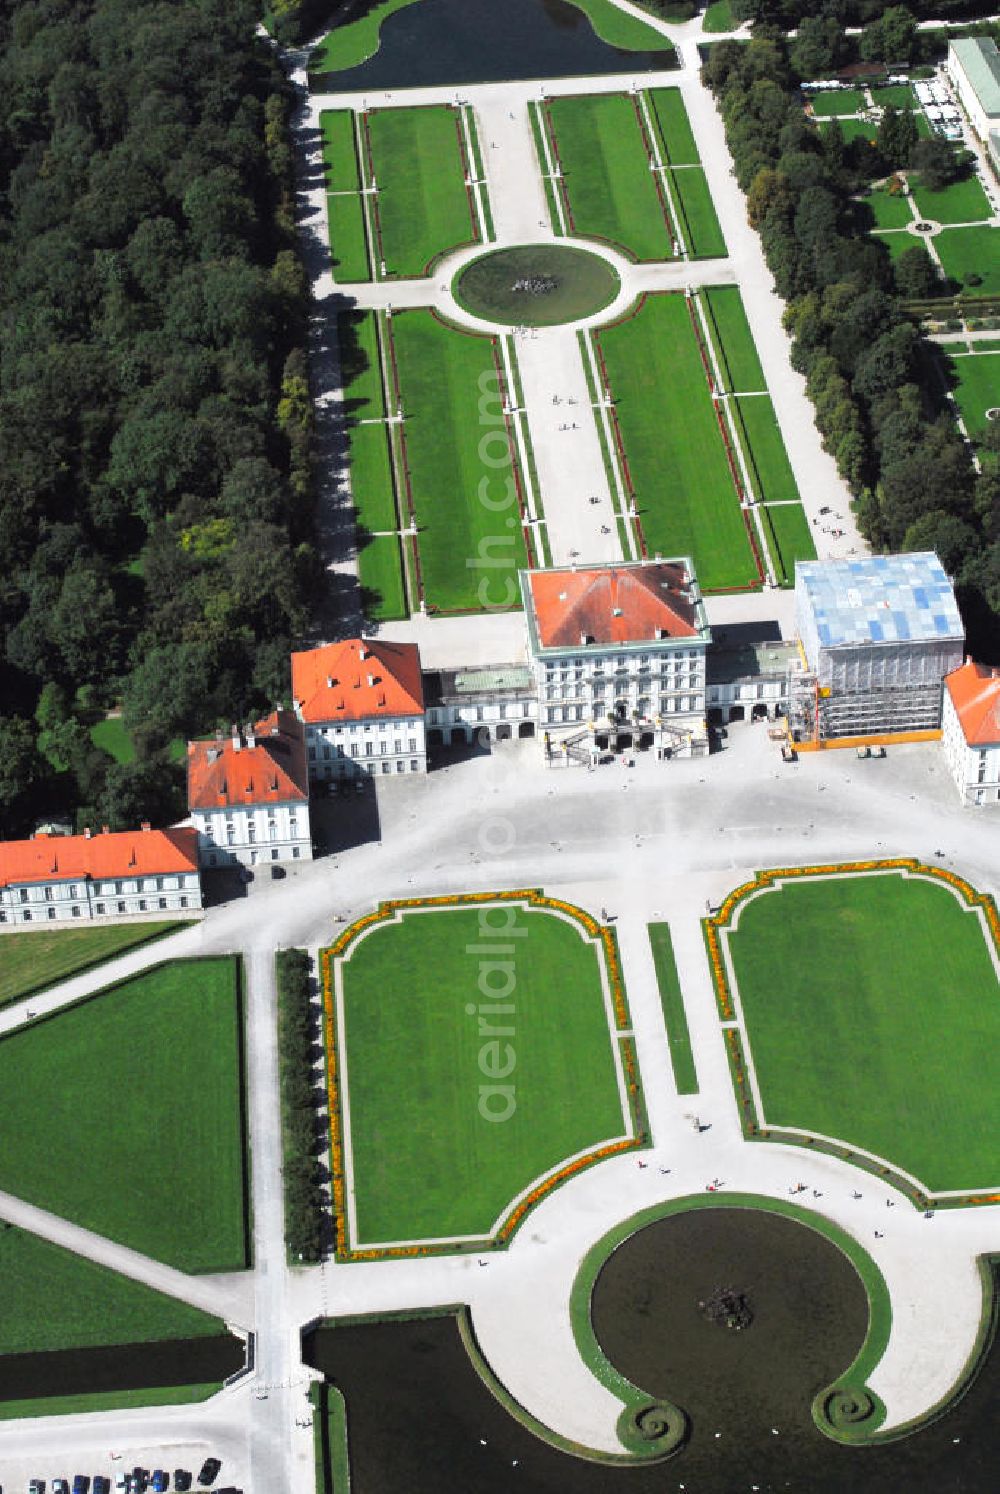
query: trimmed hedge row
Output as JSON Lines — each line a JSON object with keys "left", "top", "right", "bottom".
{"left": 276, "top": 948, "right": 326, "bottom": 1264}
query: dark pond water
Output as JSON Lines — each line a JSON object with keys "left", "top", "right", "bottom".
{"left": 0, "top": 1334, "right": 244, "bottom": 1402}
{"left": 311, "top": 0, "right": 677, "bottom": 92}
{"left": 305, "top": 1208, "right": 1000, "bottom": 1493}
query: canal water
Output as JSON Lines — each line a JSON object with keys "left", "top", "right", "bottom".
{"left": 311, "top": 0, "right": 677, "bottom": 91}
{"left": 306, "top": 1208, "right": 1000, "bottom": 1493}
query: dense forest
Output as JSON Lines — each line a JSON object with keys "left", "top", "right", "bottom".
{"left": 734, "top": 0, "right": 1000, "bottom": 28}
{"left": 704, "top": 37, "right": 999, "bottom": 659}
{"left": 0, "top": 0, "right": 317, "bottom": 835}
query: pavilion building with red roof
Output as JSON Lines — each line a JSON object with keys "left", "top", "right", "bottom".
{"left": 0, "top": 824, "right": 202, "bottom": 926}
{"left": 290, "top": 638, "right": 427, "bottom": 781}
{"left": 519, "top": 558, "right": 711, "bottom": 763}
{"left": 187, "top": 710, "right": 312, "bottom": 870}
{"left": 942, "top": 659, "right": 1000, "bottom": 805}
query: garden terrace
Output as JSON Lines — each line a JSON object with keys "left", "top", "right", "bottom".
{"left": 706, "top": 862, "right": 1000, "bottom": 1205}
{"left": 321, "top": 892, "right": 643, "bottom": 1257}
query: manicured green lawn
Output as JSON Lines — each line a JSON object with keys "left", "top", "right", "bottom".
{"left": 546, "top": 94, "right": 674, "bottom": 262}
{"left": 0, "top": 1225, "right": 224, "bottom": 1355}
{"left": 670, "top": 167, "right": 726, "bottom": 258}
{"left": 90, "top": 716, "right": 135, "bottom": 764}
{"left": 762, "top": 500, "right": 816, "bottom": 583}
{"left": 358, "top": 534, "right": 408, "bottom": 620}
{"left": 0, "top": 958, "right": 249, "bottom": 1273}
{"left": 871, "top": 85, "right": 916, "bottom": 110}
{"left": 598, "top": 294, "right": 758, "bottom": 590}
{"left": 703, "top": 0, "right": 737, "bottom": 32}
{"left": 365, "top": 105, "right": 479, "bottom": 277}
{"left": 873, "top": 229, "right": 920, "bottom": 264}
{"left": 862, "top": 187, "right": 914, "bottom": 230}
{"left": 648, "top": 88, "right": 700, "bottom": 166}
{"left": 734, "top": 396, "right": 800, "bottom": 505}
{"left": 389, "top": 310, "right": 529, "bottom": 612}
{"left": 726, "top": 871, "right": 1000, "bottom": 1194}
{"left": 810, "top": 89, "right": 866, "bottom": 117}
{"left": 562, "top": 0, "right": 676, "bottom": 50}
{"left": 647, "top": 924, "right": 697, "bottom": 1095}
{"left": 348, "top": 421, "right": 397, "bottom": 534}
{"left": 819, "top": 118, "right": 877, "bottom": 146}
{"left": 336, "top": 903, "right": 630, "bottom": 1243}
{"left": 702, "top": 286, "right": 766, "bottom": 392}
{"left": 936, "top": 225, "right": 1000, "bottom": 296}
{"left": 911, "top": 172, "right": 993, "bottom": 225}
{"left": 948, "top": 351, "right": 1000, "bottom": 438}
{"left": 320, "top": 110, "right": 370, "bottom": 283}
{"left": 309, "top": 0, "right": 422, "bottom": 76}
{"left": 340, "top": 310, "right": 400, "bottom": 536}
{"left": 0, "top": 922, "right": 183, "bottom": 1008}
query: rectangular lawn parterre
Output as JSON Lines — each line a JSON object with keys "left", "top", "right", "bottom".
{"left": 701, "top": 286, "right": 766, "bottom": 392}
{"left": 597, "top": 294, "right": 759, "bottom": 590}
{"left": 810, "top": 89, "right": 866, "bottom": 117}
{"left": 320, "top": 110, "right": 370, "bottom": 283}
{"left": 545, "top": 93, "right": 675, "bottom": 261}
{"left": 358, "top": 534, "right": 407, "bottom": 620}
{"left": 388, "top": 310, "right": 529, "bottom": 612}
{"left": 724, "top": 870, "right": 1000, "bottom": 1196}
{"left": 762, "top": 499, "right": 816, "bottom": 583}
{"left": 648, "top": 88, "right": 700, "bottom": 166}
{"left": 364, "top": 104, "right": 480, "bottom": 277}
{"left": 334, "top": 902, "right": 633, "bottom": 1245}
{"left": 734, "top": 396, "right": 800, "bottom": 505}
{"left": 669, "top": 166, "right": 726, "bottom": 259}
{"left": 819, "top": 118, "right": 877, "bottom": 146}
{"left": 0, "top": 958, "right": 249, "bottom": 1273}
{"left": 0, "top": 922, "right": 183, "bottom": 1008}
{"left": 647, "top": 924, "right": 698, "bottom": 1095}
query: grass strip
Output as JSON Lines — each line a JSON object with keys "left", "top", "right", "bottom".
{"left": 701, "top": 286, "right": 766, "bottom": 392}
{"left": 359, "top": 534, "right": 408, "bottom": 619}
{"left": 0, "top": 1382, "right": 220, "bottom": 1422}
{"left": 366, "top": 105, "right": 479, "bottom": 277}
{"left": 0, "top": 958, "right": 250, "bottom": 1274}
{"left": 561, "top": 0, "right": 676, "bottom": 51}
{"left": 648, "top": 87, "right": 700, "bottom": 166}
{"left": 320, "top": 110, "right": 370, "bottom": 283}
{"left": 528, "top": 103, "right": 565, "bottom": 234}
{"left": 464, "top": 108, "right": 495, "bottom": 242}
{"left": 734, "top": 396, "right": 800, "bottom": 503}
{"left": 0, "top": 921, "right": 184, "bottom": 1009}
{"left": 669, "top": 166, "right": 726, "bottom": 258}
{"left": 576, "top": 328, "right": 633, "bottom": 551}
{"left": 389, "top": 310, "right": 529, "bottom": 612}
{"left": 597, "top": 295, "right": 757, "bottom": 589}
{"left": 546, "top": 94, "right": 674, "bottom": 262}
{"left": 277, "top": 950, "right": 325, "bottom": 1264}
{"left": 762, "top": 502, "right": 816, "bottom": 584}
{"left": 646, "top": 924, "right": 698, "bottom": 1094}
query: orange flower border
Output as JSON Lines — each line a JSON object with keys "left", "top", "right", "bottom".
{"left": 320, "top": 890, "right": 647, "bottom": 1263}
{"left": 704, "top": 859, "right": 1000, "bottom": 1212}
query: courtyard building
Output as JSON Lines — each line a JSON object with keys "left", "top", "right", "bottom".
{"left": 520, "top": 559, "right": 711, "bottom": 764}
{"left": 706, "top": 637, "right": 806, "bottom": 726}
{"left": 790, "top": 553, "right": 965, "bottom": 746}
{"left": 291, "top": 637, "right": 427, "bottom": 780}
{"left": 0, "top": 825, "right": 202, "bottom": 925}
{"left": 942, "top": 658, "right": 1000, "bottom": 805}
{"left": 423, "top": 664, "right": 538, "bottom": 749}
{"left": 187, "top": 711, "right": 312, "bottom": 870}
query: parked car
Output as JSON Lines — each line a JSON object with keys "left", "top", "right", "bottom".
{"left": 151, "top": 1476, "right": 167, "bottom": 1494}
{"left": 115, "top": 1475, "right": 128, "bottom": 1492}
{"left": 196, "top": 1463, "right": 220, "bottom": 1489}
{"left": 173, "top": 1475, "right": 192, "bottom": 1494}
{"left": 93, "top": 1480, "right": 110, "bottom": 1494}
{"left": 29, "top": 1482, "right": 45, "bottom": 1494}
{"left": 53, "top": 1482, "right": 69, "bottom": 1494}
{"left": 72, "top": 1479, "right": 89, "bottom": 1494}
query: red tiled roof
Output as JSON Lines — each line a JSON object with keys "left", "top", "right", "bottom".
{"left": 290, "top": 638, "right": 424, "bottom": 723}
{"left": 187, "top": 710, "right": 309, "bottom": 811}
{"left": 527, "top": 564, "right": 699, "bottom": 650}
{"left": 945, "top": 659, "right": 1000, "bottom": 745}
{"left": 0, "top": 826, "right": 199, "bottom": 889}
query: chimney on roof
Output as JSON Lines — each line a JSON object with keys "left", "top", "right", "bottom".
{"left": 215, "top": 729, "right": 224, "bottom": 743}
{"left": 359, "top": 644, "right": 369, "bottom": 660}
{"left": 141, "top": 821, "right": 151, "bottom": 832}
{"left": 246, "top": 723, "right": 256, "bottom": 749}
{"left": 367, "top": 673, "right": 375, "bottom": 686}
{"left": 326, "top": 675, "right": 333, "bottom": 687}
{"left": 231, "top": 724, "right": 241, "bottom": 752}
{"left": 102, "top": 826, "right": 110, "bottom": 835}
{"left": 83, "top": 827, "right": 91, "bottom": 839}
{"left": 207, "top": 747, "right": 219, "bottom": 764}
{"left": 612, "top": 608, "right": 623, "bottom": 618}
